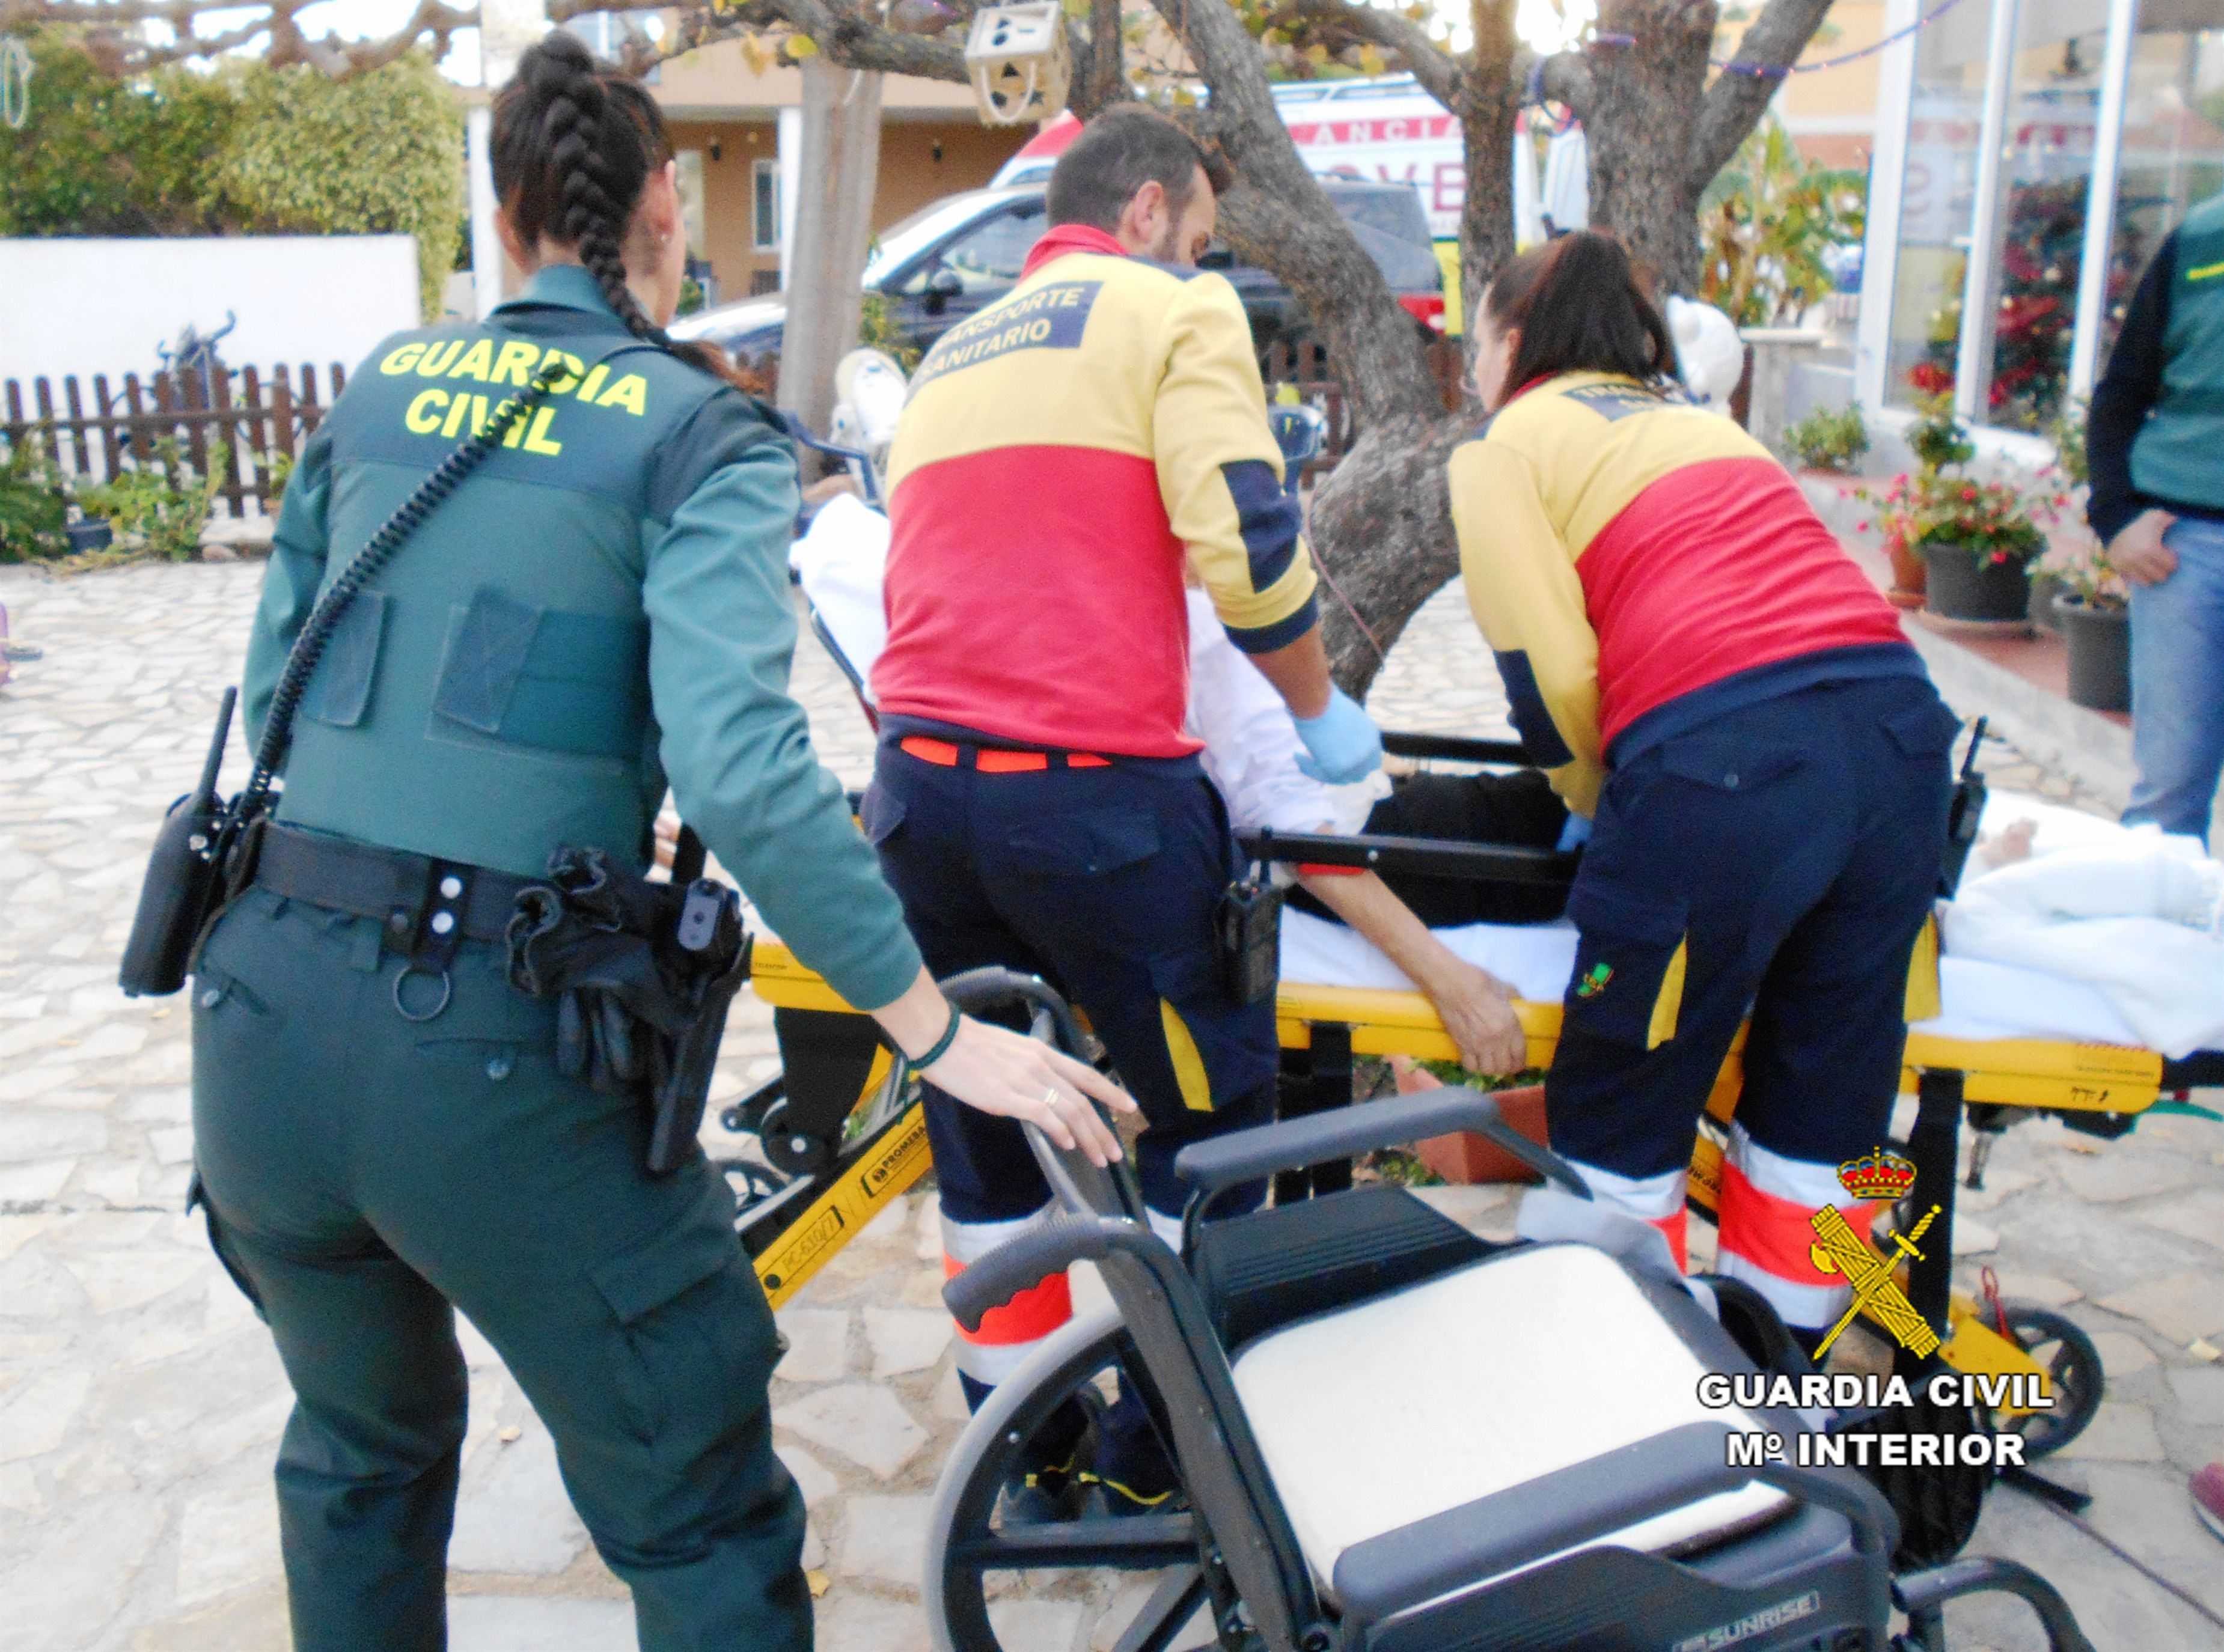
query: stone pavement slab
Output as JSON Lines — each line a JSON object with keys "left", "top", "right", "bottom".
{"left": 4, "top": 562, "right": 2222, "bottom": 1651}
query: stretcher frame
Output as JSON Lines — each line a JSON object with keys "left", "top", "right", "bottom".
{"left": 724, "top": 733, "right": 2223, "bottom": 1398}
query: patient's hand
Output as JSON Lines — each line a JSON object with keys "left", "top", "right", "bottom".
{"left": 653, "top": 808, "right": 681, "bottom": 872}
{"left": 1416, "top": 956, "right": 1528, "bottom": 1076}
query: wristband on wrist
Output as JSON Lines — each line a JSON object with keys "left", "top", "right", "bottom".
{"left": 903, "top": 1002, "right": 964, "bottom": 1075}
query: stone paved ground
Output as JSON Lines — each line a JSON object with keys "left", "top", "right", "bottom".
{"left": 1, "top": 565, "right": 2219, "bottom": 1651}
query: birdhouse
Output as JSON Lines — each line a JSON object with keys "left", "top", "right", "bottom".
{"left": 964, "top": 3, "right": 1071, "bottom": 127}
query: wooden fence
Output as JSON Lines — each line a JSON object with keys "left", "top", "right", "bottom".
{"left": 1262, "top": 337, "right": 1473, "bottom": 484}
{"left": 2, "top": 364, "right": 349, "bottom": 521}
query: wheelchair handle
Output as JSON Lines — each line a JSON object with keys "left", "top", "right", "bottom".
{"left": 935, "top": 967, "right": 1090, "bottom": 1062}
{"left": 1173, "top": 1087, "right": 1592, "bottom": 1201}
{"left": 943, "top": 1215, "right": 1152, "bottom": 1334}
{"left": 1332, "top": 1420, "right": 1898, "bottom": 1623}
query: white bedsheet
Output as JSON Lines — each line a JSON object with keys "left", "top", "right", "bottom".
{"left": 1278, "top": 910, "right": 2146, "bottom": 1049}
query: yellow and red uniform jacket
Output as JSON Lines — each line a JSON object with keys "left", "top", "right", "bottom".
{"left": 875, "top": 225, "right": 1319, "bottom": 758}
{"left": 1449, "top": 373, "right": 1913, "bottom": 817}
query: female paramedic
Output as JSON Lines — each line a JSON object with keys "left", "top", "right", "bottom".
{"left": 188, "top": 34, "right": 1126, "bottom": 1652}
{"left": 1447, "top": 231, "right": 1958, "bottom": 1349}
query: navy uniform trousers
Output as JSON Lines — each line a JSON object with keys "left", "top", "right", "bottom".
{"left": 191, "top": 888, "right": 808, "bottom": 1652}
{"left": 1546, "top": 675, "right": 1957, "bottom": 1186}
{"left": 862, "top": 740, "right": 1280, "bottom": 1228}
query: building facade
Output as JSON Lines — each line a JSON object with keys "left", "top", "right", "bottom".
{"left": 1854, "top": 0, "right": 2223, "bottom": 442}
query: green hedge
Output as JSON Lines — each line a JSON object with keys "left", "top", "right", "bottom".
{"left": 0, "top": 33, "right": 462, "bottom": 320}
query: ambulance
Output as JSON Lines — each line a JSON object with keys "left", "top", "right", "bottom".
{"left": 992, "top": 75, "right": 1519, "bottom": 326}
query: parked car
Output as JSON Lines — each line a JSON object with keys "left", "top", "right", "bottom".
{"left": 671, "top": 179, "right": 1443, "bottom": 383}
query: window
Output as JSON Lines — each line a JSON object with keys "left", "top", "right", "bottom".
{"left": 1886, "top": 0, "right": 1999, "bottom": 409}
{"left": 936, "top": 202, "right": 1046, "bottom": 292}
{"left": 2093, "top": 17, "right": 2224, "bottom": 373}
{"left": 1966, "top": 0, "right": 2113, "bottom": 432}
{"left": 753, "top": 158, "right": 781, "bottom": 252}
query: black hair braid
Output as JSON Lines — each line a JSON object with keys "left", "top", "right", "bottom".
{"left": 501, "top": 35, "right": 740, "bottom": 386}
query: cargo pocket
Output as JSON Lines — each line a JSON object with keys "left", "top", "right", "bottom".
{"left": 1563, "top": 879, "right": 1690, "bottom": 1050}
{"left": 1655, "top": 733, "right": 1807, "bottom": 796}
{"left": 1004, "top": 807, "right": 1161, "bottom": 878}
{"left": 299, "top": 591, "right": 388, "bottom": 728}
{"left": 589, "top": 1211, "right": 781, "bottom": 1465}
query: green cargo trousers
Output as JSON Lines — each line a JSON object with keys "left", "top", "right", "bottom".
{"left": 189, "top": 886, "right": 810, "bottom": 1652}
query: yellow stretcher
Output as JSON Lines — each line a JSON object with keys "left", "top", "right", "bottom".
{"left": 734, "top": 935, "right": 2217, "bottom": 1457}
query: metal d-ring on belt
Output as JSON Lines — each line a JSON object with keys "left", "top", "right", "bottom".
{"left": 248, "top": 821, "right": 534, "bottom": 1023}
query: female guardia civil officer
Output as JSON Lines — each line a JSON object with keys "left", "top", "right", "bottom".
{"left": 189, "top": 34, "right": 1126, "bottom": 1652}
{"left": 1447, "top": 231, "right": 1958, "bottom": 1351}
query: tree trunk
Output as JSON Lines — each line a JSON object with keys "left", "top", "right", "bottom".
{"left": 778, "top": 57, "right": 883, "bottom": 440}
{"left": 1581, "top": 0, "right": 1717, "bottom": 293}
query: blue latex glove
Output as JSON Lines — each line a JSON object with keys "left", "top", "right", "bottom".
{"left": 1556, "top": 812, "right": 1594, "bottom": 852}
{"left": 1292, "top": 686, "right": 1384, "bottom": 785}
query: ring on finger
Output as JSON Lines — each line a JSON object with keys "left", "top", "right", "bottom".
{"left": 1042, "top": 1085, "right": 1062, "bottom": 1109}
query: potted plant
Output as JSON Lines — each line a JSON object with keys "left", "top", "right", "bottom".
{"left": 1781, "top": 404, "right": 1869, "bottom": 475}
{"left": 2050, "top": 543, "right": 2130, "bottom": 713}
{"left": 1857, "top": 399, "right": 2055, "bottom": 625}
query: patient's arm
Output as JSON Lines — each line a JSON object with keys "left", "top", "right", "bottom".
{"left": 1298, "top": 870, "right": 1529, "bottom": 1075}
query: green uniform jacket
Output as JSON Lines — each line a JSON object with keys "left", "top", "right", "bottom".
{"left": 242, "top": 264, "right": 922, "bottom": 1011}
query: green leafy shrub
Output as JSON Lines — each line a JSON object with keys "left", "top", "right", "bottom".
{"left": 0, "top": 441, "right": 73, "bottom": 564}
{"left": 1782, "top": 405, "right": 1869, "bottom": 474}
{"left": 1699, "top": 119, "right": 1866, "bottom": 328}
{"left": 76, "top": 440, "right": 228, "bottom": 562}
{"left": 0, "top": 32, "right": 236, "bottom": 237}
{"left": 215, "top": 55, "right": 464, "bottom": 321}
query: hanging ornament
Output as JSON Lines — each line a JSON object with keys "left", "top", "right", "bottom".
{"left": 1, "top": 36, "right": 32, "bottom": 131}
{"left": 964, "top": 4, "right": 1071, "bottom": 127}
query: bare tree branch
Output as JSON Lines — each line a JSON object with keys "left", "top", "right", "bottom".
{"left": 765, "top": 0, "right": 967, "bottom": 80}
{"left": 1, "top": 0, "right": 475, "bottom": 75}
{"left": 1286, "top": 0, "right": 1458, "bottom": 109}
{"left": 1684, "top": 0, "right": 1831, "bottom": 191}
{"left": 1529, "top": 47, "right": 1591, "bottom": 117}
{"left": 1070, "top": 0, "right": 1130, "bottom": 119}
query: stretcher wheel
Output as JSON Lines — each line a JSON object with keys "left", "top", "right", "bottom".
{"left": 1850, "top": 1355, "right": 1989, "bottom": 1570}
{"left": 926, "top": 1304, "right": 1217, "bottom": 1652}
{"left": 1992, "top": 1303, "right": 2104, "bottom": 1458}
{"left": 757, "top": 1101, "right": 833, "bottom": 1175}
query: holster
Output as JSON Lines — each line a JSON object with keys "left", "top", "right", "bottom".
{"left": 506, "top": 845, "right": 753, "bottom": 1175}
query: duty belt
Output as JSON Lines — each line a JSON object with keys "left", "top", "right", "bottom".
{"left": 249, "top": 822, "right": 535, "bottom": 1019}
{"left": 897, "top": 735, "right": 1112, "bottom": 772}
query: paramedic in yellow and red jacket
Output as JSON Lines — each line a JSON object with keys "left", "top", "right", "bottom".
{"left": 868, "top": 105, "right": 1382, "bottom": 1513}
{"left": 1450, "top": 232, "right": 1960, "bottom": 1356}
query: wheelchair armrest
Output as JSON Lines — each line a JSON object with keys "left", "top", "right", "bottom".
{"left": 1173, "top": 1088, "right": 1591, "bottom": 1201}
{"left": 1331, "top": 1421, "right": 1896, "bottom": 1622}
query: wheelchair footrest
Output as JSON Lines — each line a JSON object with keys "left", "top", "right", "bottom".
{"left": 1192, "top": 1183, "right": 1500, "bottom": 1353}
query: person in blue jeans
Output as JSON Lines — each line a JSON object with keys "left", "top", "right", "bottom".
{"left": 2088, "top": 188, "right": 2224, "bottom": 846}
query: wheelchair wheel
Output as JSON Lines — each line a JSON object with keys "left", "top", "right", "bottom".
{"left": 1991, "top": 1303, "right": 2104, "bottom": 1458}
{"left": 926, "top": 1304, "right": 1220, "bottom": 1652}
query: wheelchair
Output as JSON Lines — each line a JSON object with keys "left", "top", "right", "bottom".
{"left": 916, "top": 969, "right": 2096, "bottom": 1652}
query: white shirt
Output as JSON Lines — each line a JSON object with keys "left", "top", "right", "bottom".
{"left": 1184, "top": 590, "right": 1385, "bottom": 837}
{"left": 792, "top": 510, "right": 1382, "bottom": 838}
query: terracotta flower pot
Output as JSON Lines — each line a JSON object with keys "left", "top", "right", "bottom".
{"left": 2054, "top": 593, "right": 2130, "bottom": 712}
{"left": 1392, "top": 1059, "right": 1549, "bottom": 1185}
{"left": 1923, "top": 542, "right": 2032, "bottom": 624}
{"left": 1886, "top": 540, "right": 1928, "bottom": 610}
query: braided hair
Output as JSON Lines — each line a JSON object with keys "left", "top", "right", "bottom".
{"left": 492, "top": 34, "right": 752, "bottom": 389}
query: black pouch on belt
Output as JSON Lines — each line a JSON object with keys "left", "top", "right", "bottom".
{"left": 505, "top": 835, "right": 753, "bottom": 1174}
{"left": 1216, "top": 865, "right": 1283, "bottom": 1008}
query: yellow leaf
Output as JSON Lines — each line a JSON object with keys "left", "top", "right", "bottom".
{"left": 787, "top": 32, "right": 819, "bottom": 58}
